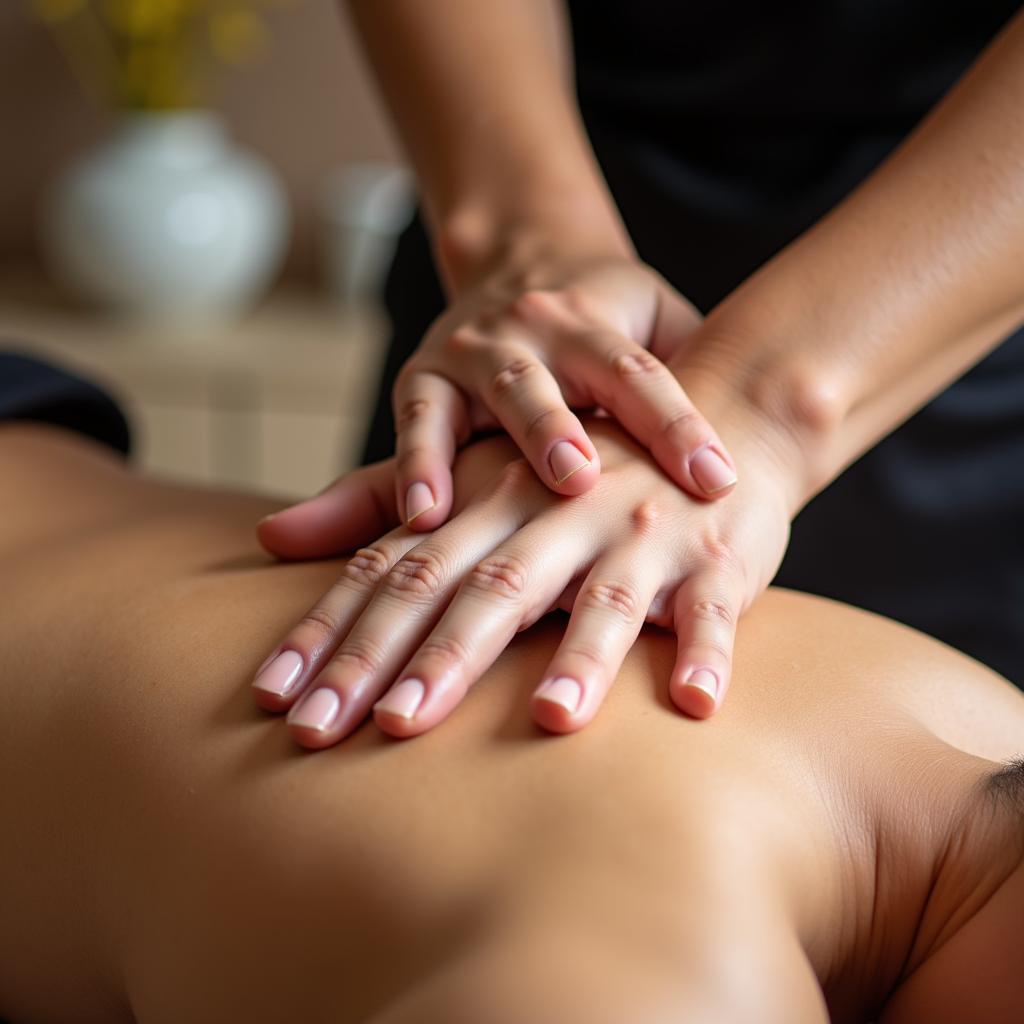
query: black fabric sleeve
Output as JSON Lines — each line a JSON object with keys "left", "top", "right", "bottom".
{"left": 0, "top": 348, "right": 132, "bottom": 457}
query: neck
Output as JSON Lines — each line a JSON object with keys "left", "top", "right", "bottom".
{"left": 841, "top": 749, "right": 1023, "bottom": 1022}
{"left": 880, "top": 756, "right": 1024, "bottom": 1023}
{"left": 814, "top": 746, "right": 1014, "bottom": 1022}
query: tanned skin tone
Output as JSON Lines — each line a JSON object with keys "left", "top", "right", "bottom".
{"left": 1, "top": 421, "right": 1022, "bottom": 1023}
{"left": 257, "top": 4, "right": 1024, "bottom": 738}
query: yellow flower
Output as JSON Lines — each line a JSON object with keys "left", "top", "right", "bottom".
{"left": 102, "top": 0, "right": 189, "bottom": 38}
{"left": 208, "top": 8, "right": 268, "bottom": 64}
{"left": 30, "top": 0, "right": 88, "bottom": 22}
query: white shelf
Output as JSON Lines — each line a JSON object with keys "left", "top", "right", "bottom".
{"left": 0, "top": 275, "right": 390, "bottom": 498}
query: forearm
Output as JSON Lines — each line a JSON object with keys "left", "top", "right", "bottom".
{"left": 343, "top": 0, "right": 631, "bottom": 292}
{"left": 682, "top": 8, "right": 1024, "bottom": 513}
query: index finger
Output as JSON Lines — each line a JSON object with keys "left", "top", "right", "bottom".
{"left": 392, "top": 369, "right": 468, "bottom": 532}
{"left": 555, "top": 333, "right": 738, "bottom": 500}
{"left": 251, "top": 529, "right": 419, "bottom": 712}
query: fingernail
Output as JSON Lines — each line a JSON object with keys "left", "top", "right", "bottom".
{"left": 289, "top": 688, "right": 341, "bottom": 731}
{"left": 252, "top": 649, "right": 304, "bottom": 697}
{"left": 374, "top": 678, "right": 425, "bottom": 720}
{"left": 689, "top": 446, "right": 737, "bottom": 494}
{"left": 684, "top": 668, "right": 719, "bottom": 703}
{"left": 257, "top": 512, "right": 277, "bottom": 527}
{"left": 535, "top": 676, "right": 583, "bottom": 714}
{"left": 405, "top": 482, "right": 436, "bottom": 523}
{"left": 549, "top": 441, "right": 590, "bottom": 484}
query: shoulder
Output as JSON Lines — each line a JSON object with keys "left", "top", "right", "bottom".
{"left": 733, "top": 589, "right": 1024, "bottom": 764}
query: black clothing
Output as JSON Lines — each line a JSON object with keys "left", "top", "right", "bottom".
{"left": 0, "top": 349, "right": 131, "bottom": 456}
{"left": 361, "top": 4, "right": 1024, "bottom": 684}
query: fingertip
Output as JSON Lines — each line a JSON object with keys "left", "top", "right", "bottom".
{"left": 400, "top": 475, "right": 453, "bottom": 532}
{"left": 287, "top": 686, "right": 349, "bottom": 749}
{"left": 373, "top": 678, "right": 452, "bottom": 738}
{"left": 373, "top": 708, "right": 424, "bottom": 738}
{"left": 531, "top": 697, "right": 584, "bottom": 734}
{"left": 251, "top": 685, "right": 292, "bottom": 714}
{"left": 671, "top": 667, "right": 724, "bottom": 719}
{"left": 687, "top": 444, "right": 738, "bottom": 499}
{"left": 257, "top": 461, "right": 400, "bottom": 558}
{"left": 252, "top": 647, "right": 310, "bottom": 711}
{"left": 531, "top": 676, "right": 588, "bottom": 733}
{"left": 256, "top": 505, "right": 313, "bottom": 558}
{"left": 256, "top": 513, "right": 283, "bottom": 554}
{"left": 545, "top": 439, "right": 601, "bottom": 495}
{"left": 256, "top": 508, "right": 323, "bottom": 559}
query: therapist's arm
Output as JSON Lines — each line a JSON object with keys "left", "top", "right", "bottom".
{"left": 346, "top": 0, "right": 619, "bottom": 291}
{"left": 255, "top": 9, "right": 1024, "bottom": 743}
{"left": 340, "top": 0, "right": 738, "bottom": 528}
{"left": 673, "top": 7, "right": 1024, "bottom": 510}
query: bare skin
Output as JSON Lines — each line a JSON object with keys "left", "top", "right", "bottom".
{"left": 280, "top": 2, "right": 1024, "bottom": 730}
{"left": 0, "top": 423, "right": 1022, "bottom": 1023}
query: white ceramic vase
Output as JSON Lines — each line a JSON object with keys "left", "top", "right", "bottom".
{"left": 44, "top": 111, "right": 288, "bottom": 321}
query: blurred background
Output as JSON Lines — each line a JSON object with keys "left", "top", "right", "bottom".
{"left": 0, "top": 0, "right": 413, "bottom": 497}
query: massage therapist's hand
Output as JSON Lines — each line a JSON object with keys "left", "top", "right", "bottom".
{"left": 324, "top": 251, "right": 738, "bottom": 532}
{"left": 253, "top": 416, "right": 789, "bottom": 748}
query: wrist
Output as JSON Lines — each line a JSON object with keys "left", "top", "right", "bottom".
{"left": 670, "top": 246, "right": 873, "bottom": 514}
{"left": 434, "top": 175, "right": 633, "bottom": 295}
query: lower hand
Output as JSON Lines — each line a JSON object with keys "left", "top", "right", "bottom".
{"left": 254, "top": 413, "right": 790, "bottom": 749}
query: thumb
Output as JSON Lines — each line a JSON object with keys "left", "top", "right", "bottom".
{"left": 257, "top": 459, "right": 400, "bottom": 560}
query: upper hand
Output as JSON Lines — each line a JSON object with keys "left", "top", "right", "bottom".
{"left": 362, "top": 253, "right": 739, "bottom": 530}
{"left": 254, "top": 415, "right": 789, "bottom": 748}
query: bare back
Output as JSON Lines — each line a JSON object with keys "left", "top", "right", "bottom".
{"left": 1, "top": 425, "right": 1022, "bottom": 1024}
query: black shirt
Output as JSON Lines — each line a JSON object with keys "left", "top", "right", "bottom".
{"left": 568, "top": 1, "right": 1020, "bottom": 306}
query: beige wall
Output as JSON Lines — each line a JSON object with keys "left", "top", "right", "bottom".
{"left": 0, "top": 2, "right": 399, "bottom": 284}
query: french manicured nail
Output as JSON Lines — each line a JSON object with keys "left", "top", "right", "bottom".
{"left": 689, "top": 446, "right": 737, "bottom": 494}
{"left": 289, "top": 688, "right": 341, "bottom": 731}
{"left": 684, "top": 668, "right": 719, "bottom": 703}
{"left": 549, "top": 441, "right": 590, "bottom": 484}
{"left": 405, "top": 482, "right": 436, "bottom": 523}
{"left": 252, "top": 649, "right": 304, "bottom": 697}
{"left": 535, "top": 676, "right": 583, "bottom": 714}
{"left": 374, "top": 678, "right": 425, "bottom": 720}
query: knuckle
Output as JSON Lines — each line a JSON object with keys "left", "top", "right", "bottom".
{"left": 342, "top": 545, "right": 394, "bottom": 589}
{"left": 579, "top": 579, "right": 642, "bottom": 623}
{"left": 330, "top": 639, "right": 385, "bottom": 679}
{"left": 659, "top": 405, "right": 702, "bottom": 441}
{"left": 561, "top": 286, "right": 599, "bottom": 319}
{"left": 416, "top": 633, "right": 473, "bottom": 669}
{"left": 445, "top": 327, "right": 483, "bottom": 356}
{"left": 523, "top": 405, "right": 561, "bottom": 441}
{"left": 489, "top": 356, "right": 538, "bottom": 399}
{"left": 395, "top": 398, "right": 432, "bottom": 433}
{"left": 690, "top": 598, "right": 735, "bottom": 629}
{"left": 686, "top": 637, "right": 733, "bottom": 663}
{"left": 560, "top": 641, "right": 606, "bottom": 672}
{"left": 610, "top": 346, "right": 663, "bottom": 379}
{"left": 466, "top": 553, "right": 529, "bottom": 602}
{"left": 700, "top": 537, "right": 742, "bottom": 573}
{"left": 297, "top": 605, "right": 342, "bottom": 642}
{"left": 395, "top": 445, "right": 435, "bottom": 475}
{"left": 510, "top": 288, "right": 560, "bottom": 321}
{"left": 381, "top": 549, "right": 447, "bottom": 601}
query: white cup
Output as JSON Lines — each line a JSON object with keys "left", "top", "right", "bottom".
{"left": 319, "top": 163, "right": 415, "bottom": 304}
